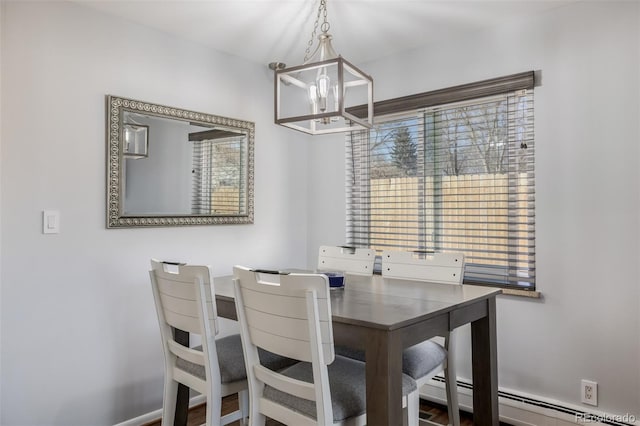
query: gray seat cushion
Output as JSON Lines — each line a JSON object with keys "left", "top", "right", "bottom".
{"left": 336, "top": 340, "right": 447, "bottom": 380}
{"left": 175, "top": 334, "right": 297, "bottom": 384}
{"left": 263, "top": 355, "right": 417, "bottom": 422}
{"left": 402, "top": 340, "right": 446, "bottom": 380}
{"left": 333, "top": 345, "right": 366, "bottom": 362}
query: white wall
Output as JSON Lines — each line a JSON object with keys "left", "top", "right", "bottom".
{"left": 0, "top": 1, "right": 4, "bottom": 422}
{"left": 0, "top": 1, "right": 310, "bottom": 424}
{"left": 307, "top": 131, "right": 345, "bottom": 259}
{"left": 308, "top": 0, "right": 640, "bottom": 417}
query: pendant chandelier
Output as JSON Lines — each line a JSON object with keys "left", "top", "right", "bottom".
{"left": 273, "top": 0, "right": 373, "bottom": 135}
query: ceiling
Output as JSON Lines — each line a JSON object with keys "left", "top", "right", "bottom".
{"left": 76, "top": 0, "right": 575, "bottom": 67}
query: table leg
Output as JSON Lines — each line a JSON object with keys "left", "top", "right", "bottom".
{"left": 471, "top": 297, "right": 499, "bottom": 426}
{"left": 364, "top": 330, "right": 404, "bottom": 426}
{"left": 174, "top": 329, "right": 189, "bottom": 426}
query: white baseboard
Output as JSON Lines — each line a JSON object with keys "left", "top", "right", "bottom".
{"left": 421, "top": 378, "right": 639, "bottom": 426}
{"left": 113, "top": 395, "right": 206, "bottom": 426}
{"left": 115, "top": 380, "right": 639, "bottom": 426}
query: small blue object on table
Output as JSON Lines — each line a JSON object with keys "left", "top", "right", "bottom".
{"left": 323, "top": 272, "right": 345, "bottom": 288}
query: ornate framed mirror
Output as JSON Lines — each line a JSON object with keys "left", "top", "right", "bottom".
{"left": 106, "top": 95, "right": 254, "bottom": 228}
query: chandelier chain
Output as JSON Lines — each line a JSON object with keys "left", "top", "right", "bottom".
{"left": 304, "top": 0, "right": 330, "bottom": 63}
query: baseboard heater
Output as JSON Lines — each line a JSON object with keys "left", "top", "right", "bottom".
{"left": 429, "top": 376, "right": 636, "bottom": 426}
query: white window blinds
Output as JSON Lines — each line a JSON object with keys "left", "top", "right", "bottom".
{"left": 192, "top": 136, "right": 247, "bottom": 215}
{"left": 347, "top": 76, "right": 535, "bottom": 289}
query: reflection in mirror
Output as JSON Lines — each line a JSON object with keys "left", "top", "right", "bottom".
{"left": 106, "top": 96, "right": 254, "bottom": 228}
{"left": 122, "top": 123, "right": 148, "bottom": 158}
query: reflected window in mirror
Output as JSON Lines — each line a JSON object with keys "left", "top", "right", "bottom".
{"left": 190, "top": 129, "right": 247, "bottom": 215}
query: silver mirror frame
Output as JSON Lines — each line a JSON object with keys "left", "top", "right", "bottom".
{"left": 106, "top": 95, "right": 254, "bottom": 228}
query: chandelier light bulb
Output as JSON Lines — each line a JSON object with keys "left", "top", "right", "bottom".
{"left": 316, "top": 74, "right": 330, "bottom": 112}
{"left": 308, "top": 84, "right": 319, "bottom": 114}
{"left": 331, "top": 83, "right": 340, "bottom": 121}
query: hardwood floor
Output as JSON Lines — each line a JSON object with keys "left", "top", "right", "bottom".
{"left": 143, "top": 393, "right": 475, "bottom": 426}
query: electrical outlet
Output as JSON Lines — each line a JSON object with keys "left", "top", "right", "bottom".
{"left": 581, "top": 380, "right": 598, "bottom": 406}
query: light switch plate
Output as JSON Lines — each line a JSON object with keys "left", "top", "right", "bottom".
{"left": 43, "top": 210, "right": 60, "bottom": 234}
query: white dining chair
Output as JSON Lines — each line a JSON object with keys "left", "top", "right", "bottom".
{"left": 317, "top": 245, "right": 375, "bottom": 276}
{"left": 149, "top": 260, "right": 296, "bottom": 426}
{"left": 232, "top": 266, "right": 418, "bottom": 426}
{"left": 382, "top": 250, "right": 464, "bottom": 426}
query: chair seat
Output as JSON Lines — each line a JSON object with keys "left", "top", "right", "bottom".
{"left": 402, "top": 340, "right": 446, "bottom": 380}
{"left": 336, "top": 340, "right": 446, "bottom": 381}
{"left": 263, "top": 355, "right": 417, "bottom": 422}
{"left": 175, "top": 334, "right": 297, "bottom": 384}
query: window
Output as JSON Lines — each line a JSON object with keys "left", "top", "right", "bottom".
{"left": 346, "top": 72, "right": 535, "bottom": 290}
{"left": 192, "top": 136, "right": 247, "bottom": 215}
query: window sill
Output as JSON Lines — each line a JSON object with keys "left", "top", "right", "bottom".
{"left": 463, "top": 280, "right": 541, "bottom": 299}
{"left": 499, "top": 288, "right": 542, "bottom": 299}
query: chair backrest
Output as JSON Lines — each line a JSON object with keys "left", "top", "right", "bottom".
{"left": 381, "top": 251, "right": 465, "bottom": 285}
{"left": 233, "top": 266, "right": 335, "bottom": 424}
{"left": 149, "top": 259, "right": 221, "bottom": 393}
{"left": 317, "top": 245, "right": 375, "bottom": 276}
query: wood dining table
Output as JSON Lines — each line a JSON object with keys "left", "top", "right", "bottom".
{"left": 175, "top": 272, "right": 501, "bottom": 426}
